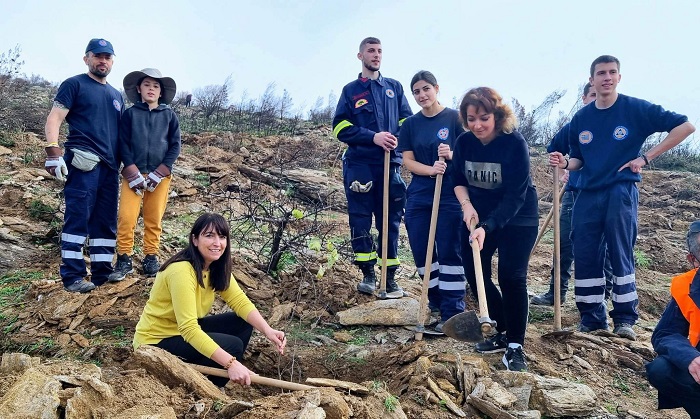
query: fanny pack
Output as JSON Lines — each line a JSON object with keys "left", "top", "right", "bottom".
{"left": 70, "top": 148, "right": 101, "bottom": 172}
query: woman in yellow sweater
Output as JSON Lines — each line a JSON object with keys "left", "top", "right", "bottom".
{"left": 133, "top": 213, "right": 286, "bottom": 386}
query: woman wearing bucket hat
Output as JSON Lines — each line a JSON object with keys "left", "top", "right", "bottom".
{"left": 109, "top": 68, "right": 181, "bottom": 282}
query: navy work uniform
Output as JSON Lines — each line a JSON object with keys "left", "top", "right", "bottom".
{"left": 333, "top": 73, "right": 412, "bottom": 288}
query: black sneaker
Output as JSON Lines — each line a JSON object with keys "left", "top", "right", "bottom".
{"left": 143, "top": 254, "right": 160, "bottom": 277}
{"left": 108, "top": 254, "right": 133, "bottom": 282}
{"left": 502, "top": 346, "right": 528, "bottom": 372}
{"left": 475, "top": 333, "right": 508, "bottom": 353}
{"left": 64, "top": 279, "right": 96, "bottom": 293}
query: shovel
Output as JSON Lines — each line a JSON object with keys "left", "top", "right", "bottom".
{"left": 441, "top": 218, "right": 496, "bottom": 342}
{"left": 543, "top": 168, "right": 573, "bottom": 338}
{"left": 187, "top": 363, "right": 315, "bottom": 391}
{"left": 415, "top": 157, "right": 445, "bottom": 340}
{"left": 377, "top": 150, "right": 402, "bottom": 300}
{"left": 530, "top": 184, "right": 566, "bottom": 257}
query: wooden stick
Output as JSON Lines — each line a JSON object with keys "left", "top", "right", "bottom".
{"left": 553, "top": 169, "right": 562, "bottom": 330}
{"left": 470, "top": 218, "right": 491, "bottom": 336}
{"left": 187, "top": 364, "right": 315, "bottom": 391}
{"left": 530, "top": 184, "right": 566, "bottom": 257}
{"left": 378, "top": 150, "right": 390, "bottom": 297}
{"left": 415, "top": 157, "right": 444, "bottom": 341}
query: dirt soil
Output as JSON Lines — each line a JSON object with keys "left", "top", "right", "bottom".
{"left": 0, "top": 129, "right": 697, "bottom": 418}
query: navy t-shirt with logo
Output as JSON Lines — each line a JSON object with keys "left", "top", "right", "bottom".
{"left": 568, "top": 94, "right": 687, "bottom": 191}
{"left": 397, "top": 107, "right": 464, "bottom": 208}
{"left": 55, "top": 73, "right": 123, "bottom": 170}
{"left": 451, "top": 130, "right": 538, "bottom": 231}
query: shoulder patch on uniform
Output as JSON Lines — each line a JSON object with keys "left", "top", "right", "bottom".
{"left": 613, "top": 126, "right": 629, "bottom": 140}
{"left": 579, "top": 130, "right": 593, "bottom": 145}
{"left": 113, "top": 99, "right": 121, "bottom": 111}
{"left": 437, "top": 127, "right": 449, "bottom": 140}
{"left": 355, "top": 99, "right": 368, "bottom": 108}
{"left": 386, "top": 89, "right": 395, "bottom": 98}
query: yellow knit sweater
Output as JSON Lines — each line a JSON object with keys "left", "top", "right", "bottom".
{"left": 133, "top": 261, "right": 256, "bottom": 357}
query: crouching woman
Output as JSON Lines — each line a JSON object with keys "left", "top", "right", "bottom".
{"left": 133, "top": 213, "right": 286, "bottom": 386}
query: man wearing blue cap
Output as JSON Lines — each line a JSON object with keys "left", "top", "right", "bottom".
{"left": 44, "top": 38, "right": 124, "bottom": 293}
{"left": 646, "top": 221, "right": 700, "bottom": 417}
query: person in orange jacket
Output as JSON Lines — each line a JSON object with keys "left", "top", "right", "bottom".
{"left": 646, "top": 221, "right": 700, "bottom": 417}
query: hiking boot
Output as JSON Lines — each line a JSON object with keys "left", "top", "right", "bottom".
{"left": 578, "top": 323, "right": 609, "bottom": 333}
{"left": 386, "top": 268, "right": 405, "bottom": 297}
{"left": 502, "top": 346, "right": 528, "bottom": 372}
{"left": 613, "top": 323, "right": 637, "bottom": 340}
{"left": 143, "top": 254, "right": 160, "bottom": 277}
{"left": 64, "top": 279, "right": 96, "bottom": 293}
{"left": 434, "top": 321, "right": 445, "bottom": 334}
{"left": 357, "top": 264, "right": 376, "bottom": 295}
{"left": 475, "top": 333, "right": 508, "bottom": 353}
{"left": 108, "top": 254, "right": 133, "bottom": 282}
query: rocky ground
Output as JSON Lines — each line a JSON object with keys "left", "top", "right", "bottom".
{"left": 0, "top": 128, "right": 697, "bottom": 418}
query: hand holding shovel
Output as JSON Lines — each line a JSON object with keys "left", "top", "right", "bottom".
{"left": 442, "top": 218, "right": 496, "bottom": 342}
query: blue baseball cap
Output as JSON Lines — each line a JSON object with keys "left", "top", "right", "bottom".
{"left": 85, "top": 38, "right": 115, "bottom": 55}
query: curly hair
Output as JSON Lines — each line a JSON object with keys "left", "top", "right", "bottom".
{"left": 458, "top": 87, "right": 517, "bottom": 134}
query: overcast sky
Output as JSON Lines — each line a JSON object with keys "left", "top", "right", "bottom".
{"left": 2, "top": 0, "right": 698, "bottom": 132}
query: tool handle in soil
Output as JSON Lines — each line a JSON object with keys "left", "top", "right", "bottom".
{"left": 378, "top": 150, "right": 390, "bottom": 299}
{"left": 187, "top": 363, "right": 314, "bottom": 391}
{"left": 530, "top": 183, "right": 566, "bottom": 257}
{"left": 469, "top": 218, "right": 493, "bottom": 336}
{"left": 415, "top": 157, "right": 445, "bottom": 341}
{"left": 553, "top": 168, "right": 562, "bottom": 330}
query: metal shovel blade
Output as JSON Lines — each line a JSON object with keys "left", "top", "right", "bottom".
{"left": 441, "top": 311, "right": 483, "bottom": 342}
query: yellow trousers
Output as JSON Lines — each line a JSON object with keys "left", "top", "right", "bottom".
{"left": 116, "top": 175, "right": 171, "bottom": 256}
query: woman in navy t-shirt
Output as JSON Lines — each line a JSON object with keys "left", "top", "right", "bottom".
{"left": 398, "top": 71, "right": 466, "bottom": 333}
{"left": 452, "top": 87, "right": 538, "bottom": 371}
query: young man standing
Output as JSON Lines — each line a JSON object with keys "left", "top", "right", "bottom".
{"left": 531, "top": 83, "right": 613, "bottom": 306}
{"left": 44, "top": 38, "right": 124, "bottom": 293}
{"left": 332, "top": 37, "right": 413, "bottom": 296}
{"left": 550, "top": 55, "right": 695, "bottom": 339}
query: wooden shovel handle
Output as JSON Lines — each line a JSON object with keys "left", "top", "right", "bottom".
{"left": 530, "top": 184, "right": 566, "bottom": 257}
{"left": 379, "top": 150, "right": 390, "bottom": 295}
{"left": 416, "top": 157, "right": 445, "bottom": 341}
{"left": 469, "top": 219, "right": 490, "bottom": 331}
{"left": 187, "top": 363, "right": 314, "bottom": 391}
{"left": 553, "top": 168, "right": 562, "bottom": 330}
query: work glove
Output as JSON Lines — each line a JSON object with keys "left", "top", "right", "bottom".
{"left": 145, "top": 164, "right": 171, "bottom": 192}
{"left": 45, "top": 157, "right": 68, "bottom": 181}
{"left": 122, "top": 164, "right": 147, "bottom": 196}
{"left": 45, "top": 146, "right": 68, "bottom": 181}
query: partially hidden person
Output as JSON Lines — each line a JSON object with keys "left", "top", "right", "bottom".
{"left": 398, "top": 70, "right": 466, "bottom": 333}
{"left": 646, "top": 221, "right": 700, "bottom": 418}
{"left": 133, "top": 213, "right": 286, "bottom": 387}
{"left": 109, "top": 68, "right": 181, "bottom": 281}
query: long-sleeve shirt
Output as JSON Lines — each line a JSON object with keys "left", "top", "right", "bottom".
{"left": 652, "top": 268, "right": 700, "bottom": 371}
{"left": 133, "top": 261, "right": 256, "bottom": 358}
{"left": 451, "top": 130, "right": 538, "bottom": 232}
{"left": 332, "top": 73, "right": 413, "bottom": 165}
{"left": 119, "top": 101, "right": 181, "bottom": 172}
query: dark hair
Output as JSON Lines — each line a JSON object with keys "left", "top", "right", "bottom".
{"left": 589, "top": 55, "right": 620, "bottom": 77}
{"left": 160, "top": 213, "right": 232, "bottom": 292}
{"left": 687, "top": 221, "right": 700, "bottom": 260}
{"left": 459, "top": 87, "right": 517, "bottom": 134}
{"left": 359, "top": 37, "right": 381, "bottom": 52}
{"left": 583, "top": 82, "right": 593, "bottom": 97}
{"left": 410, "top": 70, "right": 438, "bottom": 91}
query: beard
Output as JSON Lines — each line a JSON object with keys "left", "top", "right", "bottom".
{"left": 89, "top": 64, "right": 111, "bottom": 78}
{"left": 363, "top": 61, "right": 380, "bottom": 72}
